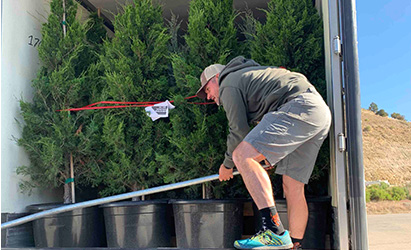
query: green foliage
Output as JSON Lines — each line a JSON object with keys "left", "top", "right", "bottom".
{"left": 237, "top": 7, "right": 259, "bottom": 58}
{"left": 18, "top": 0, "right": 330, "bottom": 201}
{"left": 376, "top": 109, "right": 388, "bottom": 117}
{"left": 185, "top": 0, "right": 239, "bottom": 68}
{"left": 101, "top": 0, "right": 170, "bottom": 102}
{"left": 363, "top": 126, "right": 371, "bottom": 132}
{"left": 96, "top": 0, "right": 171, "bottom": 197}
{"left": 391, "top": 112, "right": 405, "bottom": 121}
{"left": 366, "top": 183, "right": 410, "bottom": 202}
{"left": 17, "top": 0, "right": 106, "bottom": 202}
{"left": 391, "top": 186, "right": 408, "bottom": 201}
{"left": 249, "top": 0, "right": 328, "bottom": 195}
{"left": 157, "top": 0, "right": 247, "bottom": 199}
{"left": 365, "top": 189, "right": 370, "bottom": 202}
{"left": 368, "top": 102, "right": 378, "bottom": 113}
{"left": 250, "top": 0, "right": 326, "bottom": 97}
{"left": 165, "top": 12, "right": 183, "bottom": 54}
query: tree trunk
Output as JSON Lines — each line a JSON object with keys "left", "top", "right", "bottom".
{"left": 63, "top": 183, "right": 72, "bottom": 204}
{"left": 63, "top": 154, "right": 73, "bottom": 204}
{"left": 131, "top": 183, "right": 141, "bottom": 201}
{"left": 205, "top": 183, "right": 214, "bottom": 199}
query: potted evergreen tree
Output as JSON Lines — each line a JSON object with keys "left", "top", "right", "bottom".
{"left": 17, "top": 0, "right": 107, "bottom": 247}
{"left": 96, "top": 0, "right": 173, "bottom": 248}
{"left": 249, "top": 0, "right": 331, "bottom": 248}
{"left": 156, "top": 0, "right": 247, "bottom": 248}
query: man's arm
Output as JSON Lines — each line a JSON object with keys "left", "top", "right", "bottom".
{"left": 220, "top": 86, "right": 250, "bottom": 169}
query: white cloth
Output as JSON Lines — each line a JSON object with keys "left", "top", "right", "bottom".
{"left": 145, "top": 100, "right": 175, "bottom": 121}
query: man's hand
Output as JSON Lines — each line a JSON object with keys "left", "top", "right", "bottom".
{"left": 219, "top": 164, "right": 234, "bottom": 181}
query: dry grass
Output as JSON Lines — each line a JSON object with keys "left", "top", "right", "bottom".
{"left": 366, "top": 200, "right": 411, "bottom": 214}
{"left": 361, "top": 109, "right": 411, "bottom": 186}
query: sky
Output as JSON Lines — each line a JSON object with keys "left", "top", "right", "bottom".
{"left": 357, "top": 0, "right": 411, "bottom": 121}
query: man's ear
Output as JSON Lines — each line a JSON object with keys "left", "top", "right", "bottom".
{"left": 213, "top": 74, "right": 219, "bottom": 85}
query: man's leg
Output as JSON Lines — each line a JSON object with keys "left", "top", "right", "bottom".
{"left": 283, "top": 174, "right": 307, "bottom": 247}
{"left": 232, "top": 141, "right": 274, "bottom": 209}
{"left": 233, "top": 141, "right": 293, "bottom": 250}
{"left": 233, "top": 141, "right": 285, "bottom": 234}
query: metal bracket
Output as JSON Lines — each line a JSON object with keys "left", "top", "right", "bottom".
{"left": 338, "top": 133, "right": 346, "bottom": 152}
{"left": 333, "top": 36, "right": 342, "bottom": 55}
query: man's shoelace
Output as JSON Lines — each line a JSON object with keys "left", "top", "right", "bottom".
{"left": 251, "top": 226, "right": 268, "bottom": 239}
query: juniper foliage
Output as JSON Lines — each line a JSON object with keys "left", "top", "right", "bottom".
{"left": 157, "top": 0, "right": 248, "bottom": 199}
{"left": 250, "top": 0, "right": 329, "bottom": 196}
{"left": 17, "top": 0, "right": 106, "bottom": 203}
{"left": 96, "top": 0, "right": 171, "bottom": 197}
{"left": 250, "top": 0, "right": 326, "bottom": 97}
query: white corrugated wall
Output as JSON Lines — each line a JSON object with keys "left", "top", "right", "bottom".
{"left": 1, "top": 0, "right": 62, "bottom": 213}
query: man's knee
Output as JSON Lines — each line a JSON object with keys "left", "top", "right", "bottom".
{"left": 232, "top": 143, "right": 246, "bottom": 168}
{"left": 233, "top": 142, "right": 264, "bottom": 170}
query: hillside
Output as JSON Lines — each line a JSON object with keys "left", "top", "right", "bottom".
{"left": 361, "top": 109, "right": 411, "bottom": 186}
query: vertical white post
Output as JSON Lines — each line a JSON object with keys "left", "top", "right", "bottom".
{"left": 62, "top": 0, "right": 67, "bottom": 37}
{"left": 70, "top": 153, "right": 75, "bottom": 203}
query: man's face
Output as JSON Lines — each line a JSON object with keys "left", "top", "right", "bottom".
{"left": 204, "top": 76, "right": 220, "bottom": 105}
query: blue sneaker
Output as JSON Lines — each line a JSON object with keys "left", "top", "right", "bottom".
{"left": 234, "top": 229, "right": 293, "bottom": 249}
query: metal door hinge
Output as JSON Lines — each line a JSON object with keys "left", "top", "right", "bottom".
{"left": 333, "top": 36, "right": 341, "bottom": 55}
{"left": 338, "top": 133, "right": 346, "bottom": 152}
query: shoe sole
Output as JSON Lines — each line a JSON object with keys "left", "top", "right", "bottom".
{"left": 234, "top": 243, "right": 294, "bottom": 249}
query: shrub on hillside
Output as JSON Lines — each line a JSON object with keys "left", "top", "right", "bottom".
{"left": 391, "top": 112, "right": 406, "bottom": 121}
{"left": 366, "top": 183, "right": 410, "bottom": 202}
{"left": 391, "top": 186, "right": 409, "bottom": 201}
{"left": 376, "top": 109, "right": 388, "bottom": 117}
{"left": 363, "top": 126, "right": 371, "bottom": 132}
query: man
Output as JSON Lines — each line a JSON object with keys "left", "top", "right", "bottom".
{"left": 197, "top": 56, "right": 331, "bottom": 250}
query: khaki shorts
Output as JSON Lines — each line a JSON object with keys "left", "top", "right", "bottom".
{"left": 243, "top": 88, "right": 331, "bottom": 184}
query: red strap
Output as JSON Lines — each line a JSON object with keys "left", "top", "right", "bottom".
{"left": 57, "top": 95, "right": 215, "bottom": 112}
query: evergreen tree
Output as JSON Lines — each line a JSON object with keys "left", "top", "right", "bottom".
{"left": 96, "top": 0, "right": 171, "bottom": 198}
{"left": 17, "top": 0, "right": 105, "bottom": 203}
{"left": 185, "top": 0, "right": 239, "bottom": 68}
{"left": 237, "top": 6, "right": 259, "bottom": 58}
{"left": 250, "top": 0, "right": 326, "bottom": 97}
{"left": 368, "top": 102, "right": 378, "bottom": 113}
{"left": 249, "top": 0, "right": 328, "bottom": 196}
{"left": 157, "top": 0, "right": 246, "bottom": 199}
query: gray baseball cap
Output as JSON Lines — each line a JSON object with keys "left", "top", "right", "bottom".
{"left": 196, "top": 64, "right": 225, "bottom": 99}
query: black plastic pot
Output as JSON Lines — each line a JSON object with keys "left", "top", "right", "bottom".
{"left": 101, "top": 200, "right": 172, "bottom": 248}
{"left": 253, "top": 196, "right": 331, "bottom": 249}
{"left": 27, "top": 203, "right": 106, "bottom": 247}
{"left": 1, "top": 213, "right": 34, "bottom": 248}
{"left": 172, "top": 199, "right": 244, "bottom": 248}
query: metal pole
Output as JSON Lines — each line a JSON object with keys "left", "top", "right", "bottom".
{"left": 340, "top": 0, "right": 369, "bottom": 249}
{"left": 2, "top": 168, "right": 254, "bottom": 229}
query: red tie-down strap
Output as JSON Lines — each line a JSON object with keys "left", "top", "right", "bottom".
{"left": 57, "top": 95, "right": 215, "bottom": 112}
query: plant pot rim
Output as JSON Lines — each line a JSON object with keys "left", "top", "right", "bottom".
{"left": 26, "top": 203, "right": 70, "bottom": 212}
{"left": 255, "top": 196, "right": 331, "bottom": 203}
{"left": 100, "top": 199, "right": 169, "bottom": 208}
{"left": 26, "top": 203, "right": 98, "bottom": 218}
{"left": 171, "top": 198, "right": 247, "bottom": 204}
